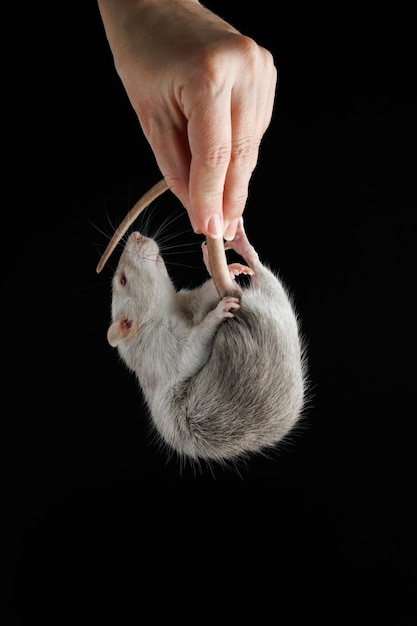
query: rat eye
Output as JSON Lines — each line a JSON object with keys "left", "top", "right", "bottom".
{"left": 119, "top": 272, "right": 127, "bottom": 286}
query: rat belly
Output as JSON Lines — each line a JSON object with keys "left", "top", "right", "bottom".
{"left": 141, "top": 303, "right": 306, "bottom": 462}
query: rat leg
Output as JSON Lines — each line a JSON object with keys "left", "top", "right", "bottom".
{"left": 224, "top": 218, "right": 260, "bottom": 268}
{"left": 225, "top": 219, "right": 283, "bottom": 295}
{"left": 192, "top": 296, "right": 240, "bottom": 349}
{"left": 175, "top": 297, "right": 241, "bottom": 379}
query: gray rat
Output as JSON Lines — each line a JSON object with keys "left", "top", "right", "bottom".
{"left": 106, "top": 216, "right": 307, "bottom": 463}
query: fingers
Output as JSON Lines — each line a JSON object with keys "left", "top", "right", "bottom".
{"left": 224, "top": 45, "right": 277, "bottom": 233}
{"left": 98, "top": 0, "right": 277, "bottom": 240}
{"left": 133, "top": 37, "right": 277, "bottom": 241}
{"left": 186, "top": 39, "right": 277, "bottom": 239}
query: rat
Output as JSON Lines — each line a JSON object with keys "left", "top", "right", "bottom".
{"left": 104, "top": 206, "right": 307, "bottom": 463}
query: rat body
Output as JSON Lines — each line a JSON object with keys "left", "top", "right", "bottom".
{"left": 107, "top": 219, "right": 306, "bottom": 463}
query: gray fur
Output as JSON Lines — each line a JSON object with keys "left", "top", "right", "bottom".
{"left": 107, "top": 221, "right": 307, "bottom": 463}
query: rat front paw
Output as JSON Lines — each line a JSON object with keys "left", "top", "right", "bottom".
{"left": 215, "top": 296, "right": 241, "bottom": 321}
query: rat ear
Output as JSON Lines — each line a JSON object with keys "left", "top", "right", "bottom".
{"left": 107, "top": 318, "right": 139, "bottom": 347}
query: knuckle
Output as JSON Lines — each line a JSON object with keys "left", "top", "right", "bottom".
{"left": 231, "top": 137, "right": 260, "bottom": 165}
{"left": 201, "top": 145, "right": 231, "bottom": 170}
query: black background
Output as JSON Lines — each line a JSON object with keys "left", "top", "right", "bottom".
{"left": 5, "top": 1, "right": 415, "bottom": 623}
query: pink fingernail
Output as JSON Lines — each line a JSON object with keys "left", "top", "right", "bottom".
{"left": 207, "top": 214, "right": 223, "bottom": 238}
{"left": 224, "top": 218, "right": 239, "bottom": 241}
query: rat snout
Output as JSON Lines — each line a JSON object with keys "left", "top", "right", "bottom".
{"left": 128, "top": 231, "right": 148, "bottom": 248}
{"left": 130, "top": 231, "right": 144, "bottom": 243}
{"left": 126, "top": 231, "right": 159, "bottom": 260}
{"left": 125, "top": 231, "right": 144, "bottom": 253}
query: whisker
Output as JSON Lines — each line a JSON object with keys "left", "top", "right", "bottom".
{"left": 83, "top": 206, "right": 120, "bottom": 245}
{"left": 163, "top": 260, "right": 203, "bottom": 269}
{"left": 161, "top": 244, "right": 200, "bottom": 257}
{"left": 94, "top": 179, "right": 209, "bottom": 276}
{"left": 150, "top": 210, "right": 187, "bottom": 239}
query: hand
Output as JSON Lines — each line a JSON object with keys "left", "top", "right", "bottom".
{"left": 97, "top": 0, "right": 277, "bottom": 239}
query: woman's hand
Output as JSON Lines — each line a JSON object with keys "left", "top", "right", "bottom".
{"left": 97, "top": 0, "right": 277, "bottom": 239}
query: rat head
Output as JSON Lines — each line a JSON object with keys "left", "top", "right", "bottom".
{"left": 107, "top": 231, "right": 174, "bottom": 347}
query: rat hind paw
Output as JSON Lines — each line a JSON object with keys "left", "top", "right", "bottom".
{"left": 228, "top": 263, "right": 255, "bottom": 278}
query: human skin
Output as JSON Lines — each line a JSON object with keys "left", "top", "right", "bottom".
{"left": 96, "top": 0, "right": 278, "bottom": 240}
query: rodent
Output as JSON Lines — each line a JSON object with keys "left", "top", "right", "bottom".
{"left": 102, "top": 197, "right": 307, "bottom": 463}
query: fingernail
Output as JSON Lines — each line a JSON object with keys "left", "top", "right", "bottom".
{"left": 224, "top": 218, "right": 239, "bottom": 241}
{"left": 207, "top": 214, "right": 223, "bottom": 239}
{"left": 188, "top": 214, "right": 201, "bottom": 234}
